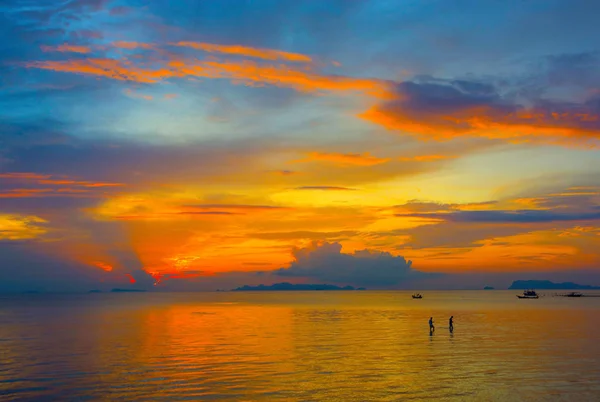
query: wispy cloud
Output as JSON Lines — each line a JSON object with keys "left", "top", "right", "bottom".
{"left": 294, "top": 186, "right": 356, "bottom": 191}
{"left": 0, "top": 172, "right": 124, "bottom": 199}
{"left": 25, "top": 43, "right": 392, "bottom": 97}
{"left": 298, "top": 151, "right": 390, "bottom": 166}
{"left": 172, "top": 41, "right": 313, "bottom": 63}
{"left": 41, "top": 44, "right": 92, "bottom": 54}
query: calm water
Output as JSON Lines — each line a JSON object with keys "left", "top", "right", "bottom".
{"left": 1, "top": 291, "right": 600, "bottom": 401}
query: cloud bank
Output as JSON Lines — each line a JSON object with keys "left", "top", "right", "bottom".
{"left": 275, "top": 241, "right": 425, "bottom": 287}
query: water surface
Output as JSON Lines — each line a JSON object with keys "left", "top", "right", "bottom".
{"left": 1, "top": 291, "right": 599, "bottom": 401}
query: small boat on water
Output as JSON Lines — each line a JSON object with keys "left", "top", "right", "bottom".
{"left": 412, "top": 293, "right": 422, "bottom": 299}
{"left": 565, "top": 292, "right": 583, "bottom": 297}
{"left": 517, "top": 289, "right": 539, "bottom": 299}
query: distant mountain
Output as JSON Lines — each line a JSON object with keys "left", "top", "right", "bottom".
{"left": 509, "top": 280, "right": 600, "bottom": 290}
{"left": 232, "top": 282, "right": 366, "bottom": 291}
{"left": 483, "top": 286, "right": 495, "bottom": 290}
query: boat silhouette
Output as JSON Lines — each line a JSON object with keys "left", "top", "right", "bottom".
{"left": 517, "top": 289, "right": 539, "bottom": 299}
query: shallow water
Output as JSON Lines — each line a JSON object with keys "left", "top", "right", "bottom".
{"left": 1, "top": 291, "right": 599, "bottom": 401}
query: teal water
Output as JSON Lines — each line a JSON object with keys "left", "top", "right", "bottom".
{"left": 1, "top": 291, "right": 599, "bottom": 401}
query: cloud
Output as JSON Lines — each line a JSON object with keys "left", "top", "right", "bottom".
{"left": 274, "top": 241, "right": 422, "bottom": 287}
{"left": 361, "top": 78, "right": 600, "bottom": 145}
{"left": 0, "top": 242, "right": 105, "bottom": 292}
{"left": 252, "top": 230, "right": 358, "bottom": 240}
{"left": 390, "top": 188, "right": 600, "bottom": 251}
{"left": 123, "top": 88, "right": 153, "bottom": 101}
{"left": 294, "top": 186, "right": 356, "bottom": 191}
{"left": 41, "top": 44, "right": 92, "bottom": 54}
{"left": 298, "top": 151, "right": 390, "bottom": 166}
{"left": 396, "top": 187, "right": 600, "bottom": 224}
{"left": 397, "top": 210, "right": 600, "bottom": 223}
{"left": 270, "top": 170, "right": 297, "bottom": 176}
{"left": 112, "top": 41, "right": 155, "bottom": 50}
{"left": 24, "top": 44, "right": 392, "bottom": 97}
{"left": 394, "top": 200, "right": 498, "bottom": 214}
{"left": 0, "top": 214, "right": 48, "bottom": 240}
{"left": 0, "top": 171, "right": 124, "bottom": 199}
{"left": 182, "top": 204, "right": 288, "bottom": 211}
{"left": 0, "top": 213, "right": 155, "bottom": 292}
{"left": 172, "top": 41, "right": 313, "bottom": 63}
{"left": 92, "top": 201, "right": 293, "bottom": 221}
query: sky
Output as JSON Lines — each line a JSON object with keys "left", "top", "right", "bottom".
{"left": 1, "top": 0, "right": 599, "bottom": 292}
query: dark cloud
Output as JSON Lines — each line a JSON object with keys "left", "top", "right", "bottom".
{"left": 363, "top": 77, "right": 600, "bottom": 143}
{"left": 0, "top": 239, "right": 151, "bottom": 293}
{"left": 396, "top": 79, "right": 510, "bottom": 115}
{"left": 540, "top": 52, "right": 600, "bottom": 88}
{"left": 388, "top": 188, "right": 600, "bottom": 250}
{"left": 397, "top": 209, "right": 600, "bottom": 223}
{"left": 0, "top": 242, "right": 102, "bottom": 293}
{"left": 395, "top": 200, "right": 498, "bottom": 213}
{"left": 274, "top": 241, "right": 425, "bottom": 287}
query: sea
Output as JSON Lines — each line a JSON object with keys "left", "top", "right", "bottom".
{"left": 1, "top": 291, "right": 599, "bottom": 401}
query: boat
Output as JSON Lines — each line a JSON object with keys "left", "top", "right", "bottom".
{"left": 565, "top": 292, "right": 583, "bottom": 297}
{"left": 517, "top": 289, "right": 539, "bottom": 299}
{"left": 412, "top": 293, "right": 422, "bottom": 299}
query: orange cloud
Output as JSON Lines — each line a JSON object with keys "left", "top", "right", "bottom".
{"left": 0, "top": 214, "right": 47, "bottom": 240}
{"left": 179, "top": 59, "right": 391, "bottom": 96}
{"left": 172, "top": 41, "right": 313, "bottom": 63}
{"left": 360, "top": 81, "right": 600, "bottom": 144}
{"left": 93, "top": 261, "right": 113, "bottom": 272}
{"left": 0, "top": 172, "right": 51, "bottom": 179}
{"left": 0, "top": 189, "right": 97, "bottom": 198}
{"left": 38, "top": 179, "right": 124, "bottom": 187}
{"left": 26, "top": 55, "right": 392, "bottom": 97}
{"left": 25, "top": 58, "right": 171, "bottom": 84}
{"left": 41, "top": 44, "right": 92, "bottom": 54}
{"left": 179, "top": 204, "right": 291, "bottom": 214}
{"left": 0, "top": 172, "right": 124, "bottom": 198}
{"left": 299, "top": 151, "right": 390, "bottom": 166}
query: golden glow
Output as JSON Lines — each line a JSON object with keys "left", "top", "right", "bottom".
{"left": 0, "top": 214, "right": 47, "bottom": 240}
{"left": 13, "top": 38, "right": 600, "bottom": 283}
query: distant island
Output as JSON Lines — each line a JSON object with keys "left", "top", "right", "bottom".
{"left": 111, "top": 288, "right": 147, "bottom": 292}
{"left": 232, "top": 282, "right": 366, "bottom": 291}
{"left": 509, "top": 280, "right": 600, "bottom": 290}
{"left": 483, "top": 286, "right": 495, "bottom": 290}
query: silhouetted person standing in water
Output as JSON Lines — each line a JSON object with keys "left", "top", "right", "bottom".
{"left": 429, "top": 317, "right": 435, "bottom": 334}
{"left": 449, "top": 316, "right": 454, "bottom": 332}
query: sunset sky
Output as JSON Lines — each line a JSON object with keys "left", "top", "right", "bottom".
{"left": 1, "top": 0, "right": 599, "bottom": 291}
